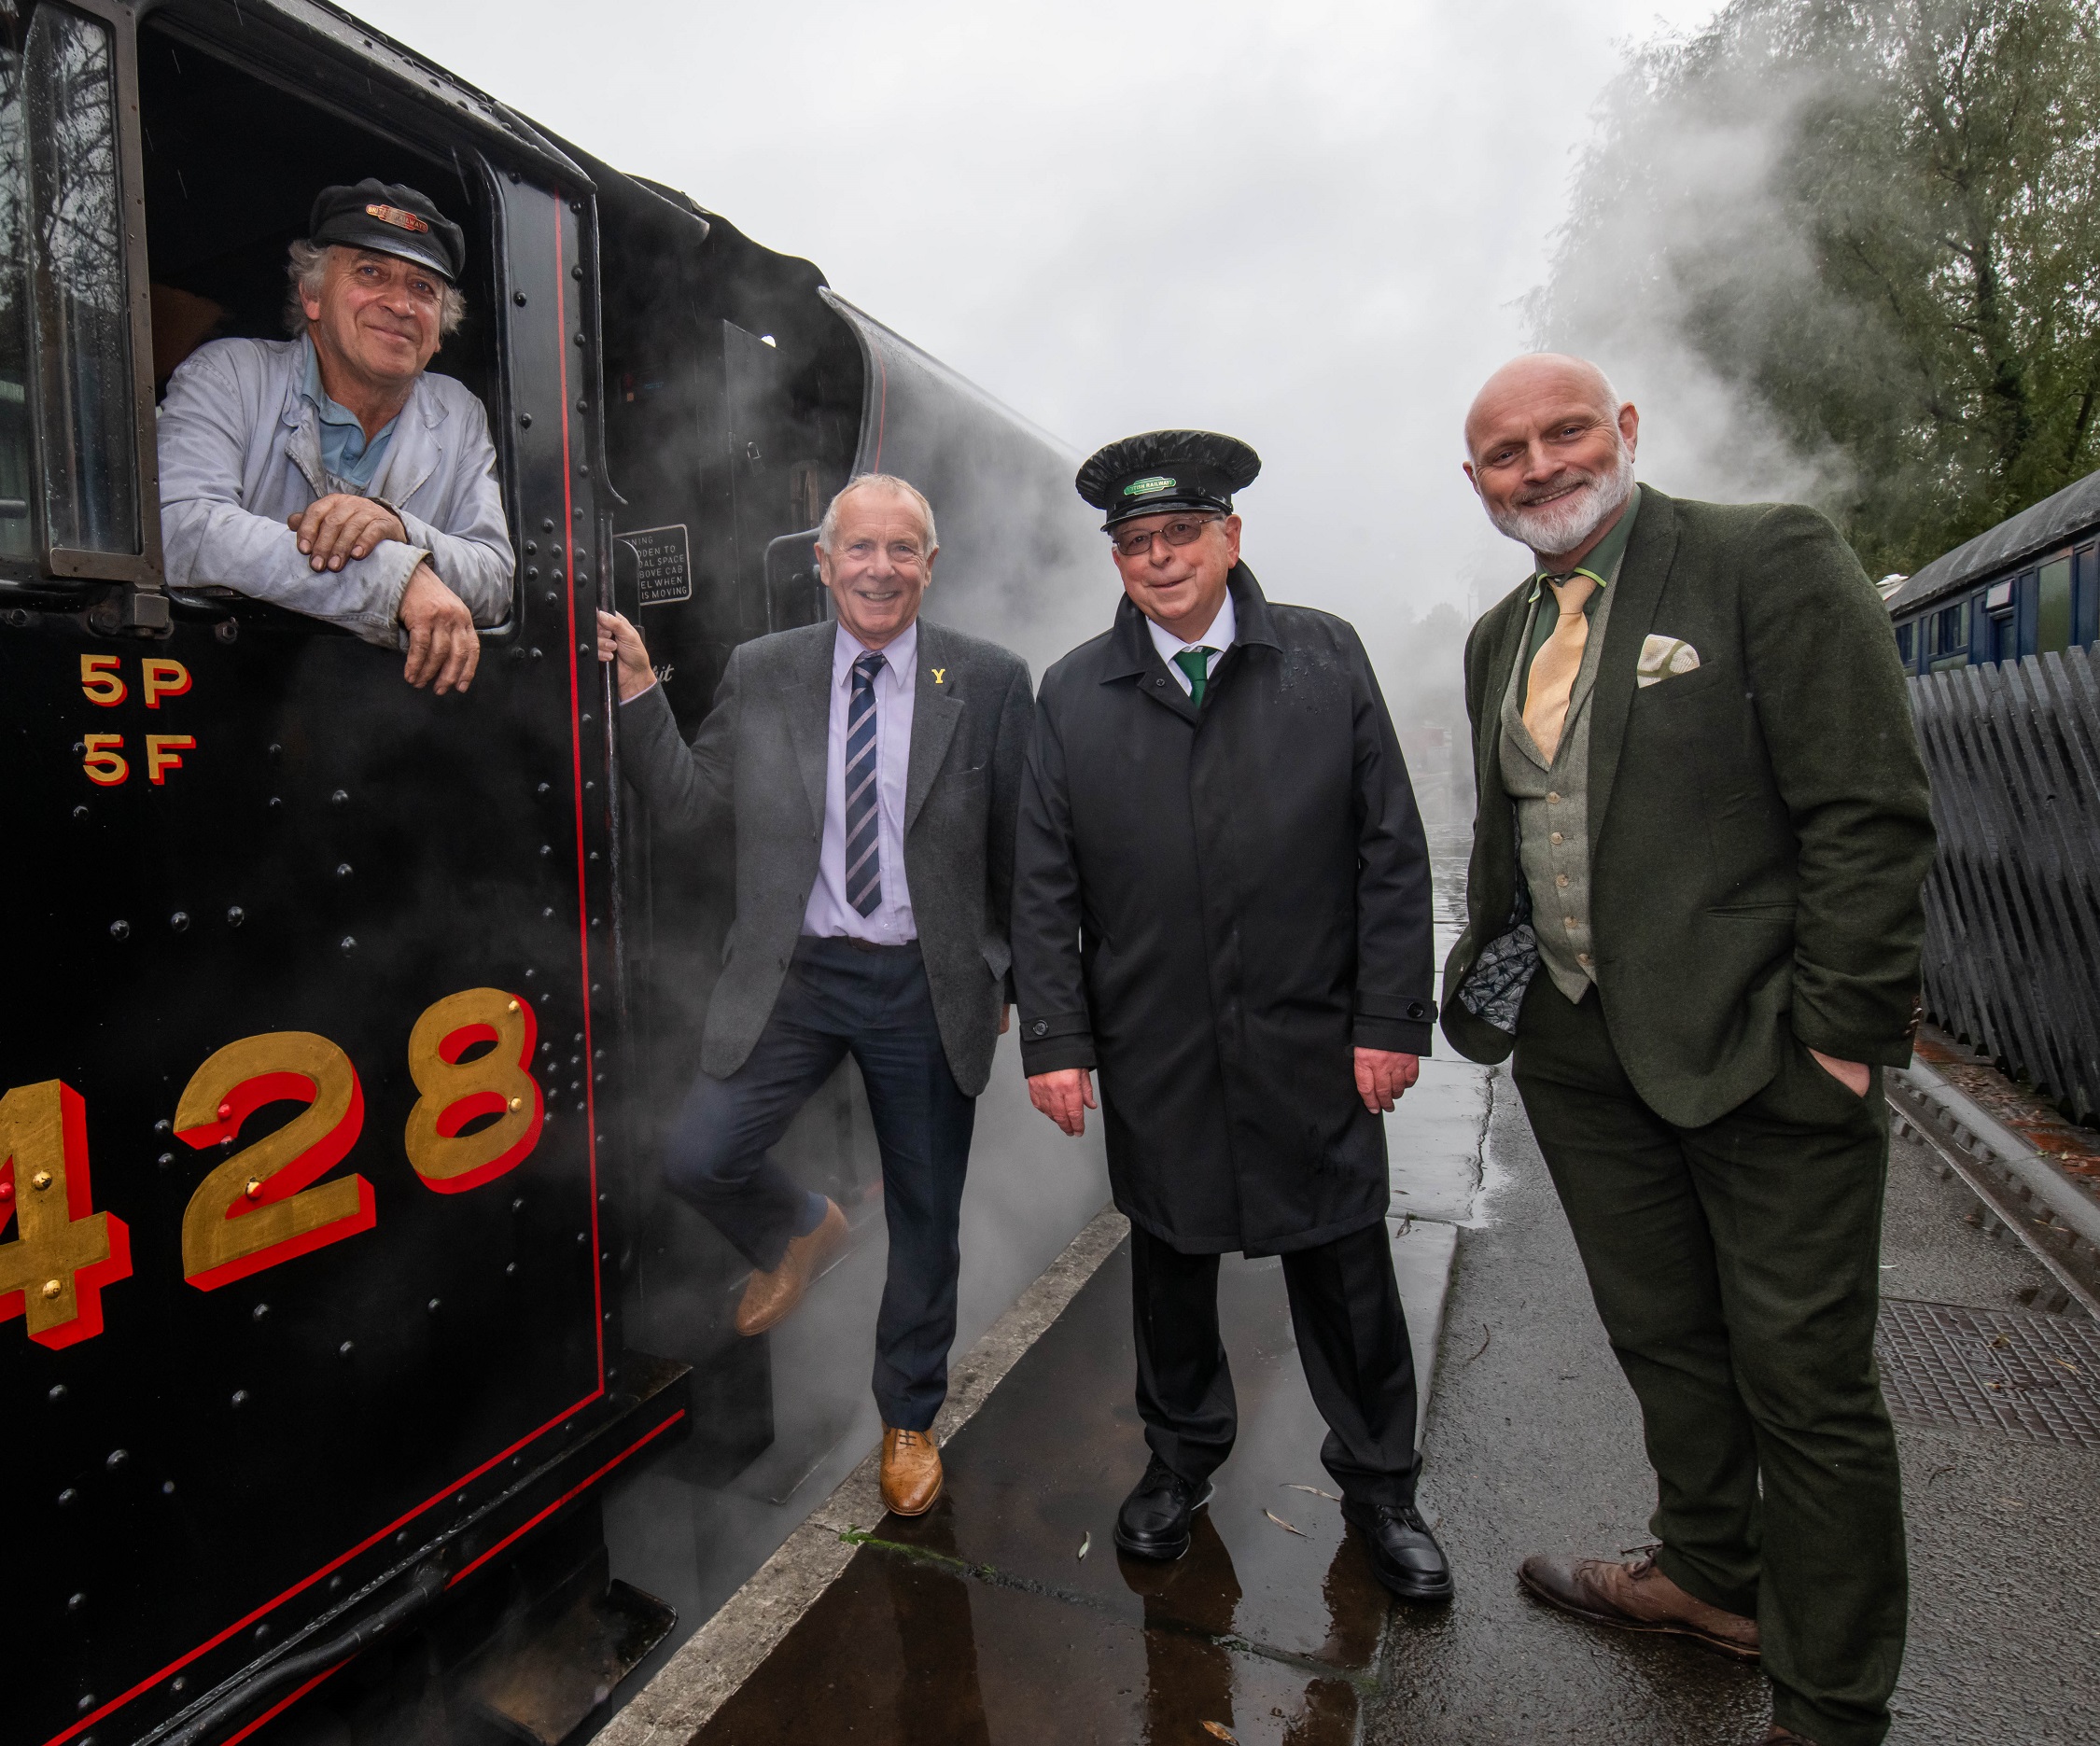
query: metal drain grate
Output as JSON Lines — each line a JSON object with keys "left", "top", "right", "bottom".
{"left": 1877, "top": 1299, "right": 2100, "bottom": 1448}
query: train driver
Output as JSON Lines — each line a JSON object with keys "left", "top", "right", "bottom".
{"left": 157, "top": 179, "right": 513, "bottom": 695}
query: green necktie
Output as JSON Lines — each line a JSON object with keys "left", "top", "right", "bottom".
{"left": 1172, "top": 646, "right": 1217, "bottom": 707}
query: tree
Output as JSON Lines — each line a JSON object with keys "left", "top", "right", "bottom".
{"left": 1536, "top": 1, "right": 2100, "bottom": 578}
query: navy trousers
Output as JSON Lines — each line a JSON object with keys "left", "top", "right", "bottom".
{"left": 663, "top": 935, "right": 976, "bottom": 1432}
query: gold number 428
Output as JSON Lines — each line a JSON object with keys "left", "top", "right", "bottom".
{"left": 0, "top": 987, "right": 544, "bottom": 1343}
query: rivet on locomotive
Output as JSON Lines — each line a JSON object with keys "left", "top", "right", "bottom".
{"left": 1, "top": 5, "right": 1099, "bottom": 1744}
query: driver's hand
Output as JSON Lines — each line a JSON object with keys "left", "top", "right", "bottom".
{"left": 399, "top": 563, "right": 479, "bottom": 694}
{"left": 288, "top": 495, "right": 409, "bottom": 571}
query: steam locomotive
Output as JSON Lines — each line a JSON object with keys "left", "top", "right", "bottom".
{"left": 2, "top": 3, "right": 1104, "bottom": 1742}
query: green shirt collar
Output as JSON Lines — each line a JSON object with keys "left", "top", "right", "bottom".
{"left": 1525, "top": 487, "right": 1641, "bottom": 602}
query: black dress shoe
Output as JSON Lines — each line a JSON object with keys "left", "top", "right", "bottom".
{"left": 1113, "top": 1456, "right": 1214, "bottom": 1560}
{"left": 1342, "top": 1499, "right": 1454, "bottom": 1601}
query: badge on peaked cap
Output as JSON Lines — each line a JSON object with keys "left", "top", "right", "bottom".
{"left": 365, "top": 203, "right": 431, "bottom": 234}
{"left": 1075, "top": 430, "right": 1262, "bottom": 528}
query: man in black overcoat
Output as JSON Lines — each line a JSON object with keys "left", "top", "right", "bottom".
{"left": 1010, "top": 430, "right": 1451, "bottom": 1600}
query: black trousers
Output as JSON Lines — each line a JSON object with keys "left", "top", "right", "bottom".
{"left": 1129, "top": 1220, "right": 1421, "bottom": 1507}
{"left": 1513, "top": 976, "right": 1905, "bottom": 1746}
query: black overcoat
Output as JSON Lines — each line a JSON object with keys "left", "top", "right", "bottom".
{"left": 1010, "top": 566, "right": 1435, "bottom": 1255}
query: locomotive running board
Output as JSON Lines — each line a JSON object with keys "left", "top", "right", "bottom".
{"left": 144, "top": 1355, "right": 692, "bottom": 1746}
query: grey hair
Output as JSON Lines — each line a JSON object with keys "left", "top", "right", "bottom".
{"left": 817, "top": 473, "right": 937, "bottom": 554}
{"left": 286, "top": 239, "right": 467, "bottom": 339}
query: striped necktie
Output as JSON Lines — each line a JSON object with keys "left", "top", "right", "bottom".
{"left": 845, "top": 650, "right": 885, "bottom": 916}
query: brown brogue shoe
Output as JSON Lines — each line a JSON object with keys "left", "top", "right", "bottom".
{"left": 880, "top": 1427, "right": 944, "bottom": 1516}
{"left": 735, "top": 1199, "right": 847, "bottom": 1335}
{"left": 1518, "top": 1548, "right": 1760, "bottom": 1661}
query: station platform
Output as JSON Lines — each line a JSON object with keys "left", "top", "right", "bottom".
{"left": 600, "top": 1039, "right": 2100, "bottom": 1746}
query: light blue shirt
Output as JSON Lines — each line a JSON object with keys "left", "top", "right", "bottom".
{"left": 802, "top": 619, "right": 918, "bottom": 943}
{"left": 298, "top": 334, "right": 398, "bottom": 491}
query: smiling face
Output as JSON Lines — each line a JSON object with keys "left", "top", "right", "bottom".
{"left": 302, "top": 246, "right": 446, "bottom": 399}
{"left": 818, "top": 484, "right": 936, "bottom": 650}
{"left": 1463, "top": 354, "right": 1639, "bottom": 566}
{"left": 1112, "top": 510, "right": 1241, "bottom": 643}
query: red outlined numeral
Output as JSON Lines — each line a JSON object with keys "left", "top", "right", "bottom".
{"left": 0, "top": 1080, "right": 133, "bottom": 1348}
{"left": 82, "top": 733, "right": 128, "bottom": 786}
{"left": 79, "top": 653, "right": 126, "bottom": 706}
{"left": 404, "top": 989, "right": 544, "bottom": 1194}
{"left": 175, "top": 1032, "right": 374, "bottom": 1291}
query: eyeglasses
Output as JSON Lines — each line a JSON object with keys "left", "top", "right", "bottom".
{"left": 1109, "top": 514, "right": 1223, "bottom": 558}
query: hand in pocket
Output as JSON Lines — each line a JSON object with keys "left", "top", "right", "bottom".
{"left": 1808, "top": 1048, "right": 1871, "bottom": 1097}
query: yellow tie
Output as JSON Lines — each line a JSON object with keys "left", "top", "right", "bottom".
{"left": 1523, "top": 574, "right": 1598, "bottom": 764}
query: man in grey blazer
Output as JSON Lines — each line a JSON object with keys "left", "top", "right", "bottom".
{"left": 597, "top": 474, "right": 1031, "bottom": 1516}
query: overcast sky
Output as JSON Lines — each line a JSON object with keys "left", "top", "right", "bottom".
{"left": 357, "top": 0, "right": 1725, "bottom": 654}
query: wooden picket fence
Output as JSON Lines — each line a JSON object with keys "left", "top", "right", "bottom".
{"left": 1910, "top": 647, "right": 2100, "bottom": 1124}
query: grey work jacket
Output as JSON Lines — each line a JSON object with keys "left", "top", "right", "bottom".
{"left": 158, "top": 337, "right": 514, "bottom": 646}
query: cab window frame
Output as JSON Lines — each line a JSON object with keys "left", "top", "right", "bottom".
{"left": 124, "top": 8, "right": 528, "bottom": 643}
{"left": 0, "top": 0, "right": 163, "bottom": 592}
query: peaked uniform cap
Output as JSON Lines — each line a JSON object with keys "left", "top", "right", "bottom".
{"left": 309, "top": 179, "right": 466, "bottom": 284}
{"left": 1075, "top": 429, "right": 1262, "bottom": 527}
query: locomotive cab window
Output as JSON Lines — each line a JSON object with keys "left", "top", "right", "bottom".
{"left": 0, "top": 0, "right": 154, "bottom": 584}
{"left": 134, "top": 18, "right": 513, "bottom": 638}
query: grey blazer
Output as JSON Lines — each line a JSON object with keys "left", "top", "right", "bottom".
{"left": 619, "top": 618, "right": 1034, "bottom": 1096}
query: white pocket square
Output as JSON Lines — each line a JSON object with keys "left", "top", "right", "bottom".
{"left": 1637, "top": 634, "right": 1701, "bottom": 688}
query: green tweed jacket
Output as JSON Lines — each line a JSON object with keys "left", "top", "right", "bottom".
{"left": 1439, "top": 484, "right": 1937, "bottom": 1128}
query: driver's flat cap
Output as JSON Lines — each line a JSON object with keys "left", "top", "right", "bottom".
{"left": 1075, "top": 429, "right": 1262, "bottom": 527}
{"left": 309, "top": 179, "right": 465, "bottom": 284}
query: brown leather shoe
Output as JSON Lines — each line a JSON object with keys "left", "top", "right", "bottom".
{"left": 1518, "top": 1548, "right": 1760, "bottom": 1660}
{"left": 734, "top": 1199, "right": 847, "bottom": 1335}
{"left": 880, "top": 1426, "right": 944, "bottom": 1516}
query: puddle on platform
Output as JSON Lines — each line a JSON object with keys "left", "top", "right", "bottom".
{"left": 693, "top": 1541, "right": 1365, "bottom": 1746}
{"left": 694, "top": 1239, "right": 1385, "bottom": 1745}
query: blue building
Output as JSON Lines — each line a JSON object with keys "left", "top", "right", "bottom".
{"left": 1884, "top": 470, "right": 2100, "bottom": 670}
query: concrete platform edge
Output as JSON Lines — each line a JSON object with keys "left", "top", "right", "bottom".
{"left": 595, "top": 1203, "right": 1132, "bottom": 1746}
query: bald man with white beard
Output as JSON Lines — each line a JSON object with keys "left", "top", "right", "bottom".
{"left": 1439, "top": 356, "right": 1935, "bottom": 1746}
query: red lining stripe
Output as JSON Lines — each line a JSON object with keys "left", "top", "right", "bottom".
{"left": 43, "top": 1390, "right": 599, "bottom": 1746}
{"left": 219, "top": 1663, "right": 348, "bottom": 1746}
{"left": 449, "top": 1407, "right": 687, "bottom": 1589}
{"left": 206, "top": 1409, "right": 687, "bottom": 1746}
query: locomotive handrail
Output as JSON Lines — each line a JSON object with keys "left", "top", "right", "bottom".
{"left": 154, "top": 1563, "right": 450, "bottom": 1746}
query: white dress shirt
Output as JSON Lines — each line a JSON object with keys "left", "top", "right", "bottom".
{"left": 803, "top": 620, "right": 918, "bottom": 943}
{"left": 1147, "top": 587, "right": 1238, "bottom": 692}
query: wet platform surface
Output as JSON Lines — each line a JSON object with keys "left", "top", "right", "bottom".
{"left": 691, "top": 1236, "right": 1399, "bottom": 1745}
{"left": 672, "top": 1069, "right": 2100, "bottom": 1746}
{"left": 1365, "top": 1072, "right": 2100, "bottom": 1746}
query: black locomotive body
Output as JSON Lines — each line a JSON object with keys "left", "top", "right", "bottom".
{"left": 1, "top": 5, "right": 1106, "bottom": 1744}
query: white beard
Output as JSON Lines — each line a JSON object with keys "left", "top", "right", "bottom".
{"left": 1486, "top": 442, "right": 1636, "bottom": 559}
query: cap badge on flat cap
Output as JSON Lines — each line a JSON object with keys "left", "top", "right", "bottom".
{"left": 1074, "top": 429, "right": 1262, "bottom": 528}
{"left": 364, "top": 203, "right": 431, "bottom": 234}
{"left": 309, "top": 178, "right": 466, "bottom": 284}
